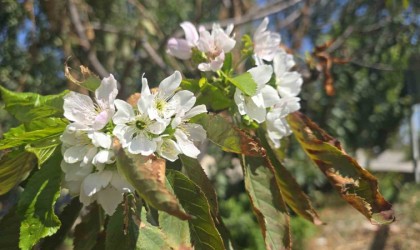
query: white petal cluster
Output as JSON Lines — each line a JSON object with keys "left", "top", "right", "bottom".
{"left": 234, "top": 65, "right": 279, "bottom": 123}
{"left": 61, "top": 75, "right": 133, "bottom": 215}
{"left": 167, "top": 22, "right": 236, "bottom": 72}
{"left": 253, "top": 17, "right": 281, "bottom": 65}
{"left": 60, "top": 71, "right": 207, "bottom": 214}
{"left": 112, "top": 71, "right": 207, "bottom": 161}
{"left": 234, "top": 17, "right": 303, "bottom": 147}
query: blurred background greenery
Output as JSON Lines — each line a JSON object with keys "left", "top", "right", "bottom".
{"left": 1, "top": 0, "right": 420, "bottom": 249}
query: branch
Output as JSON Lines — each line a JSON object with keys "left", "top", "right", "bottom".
{"left": 68, "top": 0, "right": 109, "bottom": 78}
{"left": 141, "top": 40, "right": 172, "bottom": 75}
{"left": 172, "top": 0, "right": 302, "bottom": 37}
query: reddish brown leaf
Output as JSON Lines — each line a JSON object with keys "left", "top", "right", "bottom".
{"left": 287, "top": 112, "right": 395, "bottom": 225}
{"left": 116, "top": 149, "right": 191, "bottom": 220}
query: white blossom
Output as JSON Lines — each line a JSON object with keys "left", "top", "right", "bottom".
{"left": 167, "top": 22, "right": 199, "bottom": 60}
{"left": 234, "top": 65, "right": 279, "bottom": 123}
{"left": 112, "top": 97, "right": 166, "bottom": 156}
{"left": 61, "top": 124, "right": 114, "bottom": 167}
{"left": 63, "top": 75, "right": 118, "bottom": 130}
{"left": 197, "top": 23, "right": 236, "bottom": 72}
{"left": 266, "top": 97, "right": 300, "bottom": 147}
{"left": 167, "top": 105, "right": 207, "bottom": 160}
{"left": 253, "top": 17, "right": 281, "bottom": 65}
{"left": 79, "top": 170, "right": 133, "bottom": 215}
{"left": 145, "top": 71, "right": 196, "bottom": 123}
{"left": 273, "top": 50, "right": 303, "bottom": 97}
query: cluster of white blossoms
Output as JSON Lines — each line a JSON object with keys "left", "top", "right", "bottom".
{"left": 246, "top": 17, "right": 303, "bottom": 148}
{"left": 167, "top": 22, "right": 236, "bottom": 72}
{"left": 60, "top": 71, "right": 207, "bottom": 215}
{"left": 167, "top": 18, "right": 302, "bottom": 148}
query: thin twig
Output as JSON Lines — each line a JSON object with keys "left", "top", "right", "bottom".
{"left": 326, "top": 26, "right": 354, "bottom": 53}
{"left": 142, "top": 40, "right": 172, "bottom": 75}
{"left": 350, "top": 60, "right": 394, "bottom": 71}
{"left": 173, "top": 0, "right": 302, "bottom": 36}
{"left": 278, "top": 8, "right": 302, "bottom": 29}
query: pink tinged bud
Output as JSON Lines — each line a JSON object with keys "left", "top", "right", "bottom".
{"left": 167, "top": 38, "right": 192, "bottom": 60}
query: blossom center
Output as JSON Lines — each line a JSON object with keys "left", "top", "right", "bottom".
{"left": 155, "top": 99, "right": 166, "bottom": 112}
{"left": 135, "top": 120, "right": 147, "bottom": 130}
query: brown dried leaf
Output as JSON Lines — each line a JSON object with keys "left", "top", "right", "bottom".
{"left": 287, "top": 112, "right": 395, "bottom": 225}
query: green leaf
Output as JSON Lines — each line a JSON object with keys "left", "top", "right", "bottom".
{"left": 180, "top": 155, "right": 218, "bottom": 216}
{"left": 242, "top": 156, "right": 291, "bottom": 250}
{"left": 106, "top": 202, "right": 140, "bottom": 250}
{"left": 228, "top": 72, "right": 257, "bottom": 96}
{"left": 41, "top": 198, "right": 83, "bottom": 250}
{"left": 166, "top": 169, "right": 224, "bottom": 250}
{"left": 198, "top": 80, "right": 233, "bottom": 110}
{"left": 159, "top": 210, "right": 191, "bottom": 248}
{"left": 0, "top": 86, "right": 68, "bottom": 123}
{"left": 0, "top": 150, "right": 37, "bottom": 195}
{"left": 17, "top": 149, "right": 62, "bottom": 250}
{"left": 0, "top": 207, "right": 20, "bottom": 250}
{"left": 221, "top": 52, "right": 233, "bottom": 73}
{"left": 25, "top": 135, "right": 62, "bottom": 166}
{"left": 179, "top": 156, "right": 235, "bottom": 249}
{"left": 182, "top": 78, "right": 232, "bottom": 111}
{"left": 74, "top": 204, "right": 103, "bottom": 250}
{"left": 159, "top": 179, "right": 191, "bottom": 248}
{"left": 257, "top": 128, "right": 322, "bottom": 225}
{"left": 137, "top": 207, "right": 173, "bottom": 250}
{"left": 194, "top": 113, "right": 265, "bottom": 156}
{"left": 116, "top": 150, "right": 191, "bottom": 220}
{"left": 0, "top": 118, "right": 66, "bottom": 150}
{"left": 3, "top": 124, "right": 25, "bottom": 139}
{"left": 288, "top": 112, "right": 395, "bottom": 225}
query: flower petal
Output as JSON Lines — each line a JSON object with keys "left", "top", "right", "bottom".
{"left": 261, "top": 85, "right": 280, "bottom": 108}
{"left": 158, "top": 139, "right": 181, "bottom": 162}
{"left": 93, "top": 149, "right": 115, "bottom": 166}
{"left": 184, "top": 105, "right": 207, "bottom": 119}
{"left": 110, "top": 171, "right": 134, "bottom": 192}
{"left": 248, "top": 65, "right": 273, "bottom": 92}
{"left": 234, "top": 88, "right": 246, "bottom": 115}
{"left": 97, "top": 186, "right": 124, "bottom": 215}
{"left": 95, "top": 74, "right": 118, "bottom": 111}
{"left": 174, "top": 130, "right": 201, "bottom": 158}
{"left": 170, "top": 90, "right": 196, "bottom": 113}
{"left": 277, "top": 72, "right": 303, "bottom": 97}
{"left": 246, "top": 94, "right": 266, "bottom": 123}
{"left": 89, "top": 131, "right": 112, "bottom": 149}
{"left": 113, "top": 99, "right": 135, "bottom": 124}
{"left": 159, "top": 71, "right": 182, "bottom": 98}
{"left": 63, "top": 91, "right": 96, "bottom": 125}
{"left": 82, "top": 171, "right": 112, "bottom": 197}
{"left": 64, "top": 144, "right": 90, "bottom": 164}
{"left": 183, "top": 123, "right": 206, "bottom": 142}
{"left": 129, "top": 134, "right": 157, "bottom": 155}
{"left": 180, "top": 21, "right": 199, "bottom": 46}
{"left": 148, "top": 120, "right": 168, "bottom": 134}
{"left": 167, "top": 38, "right": 192, "bottom": 60}
{"left": 61, "top": 161, "right": 93, "bottom": 181}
